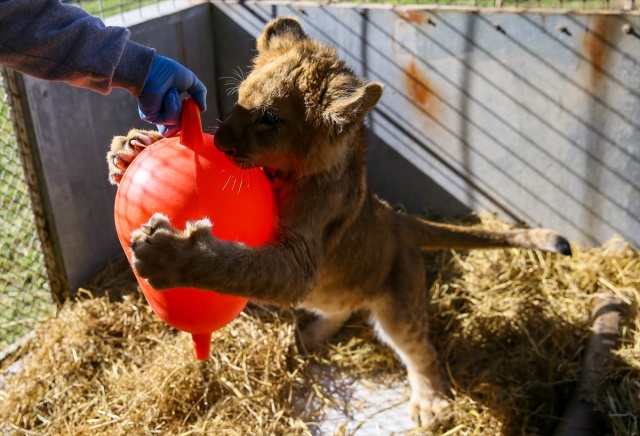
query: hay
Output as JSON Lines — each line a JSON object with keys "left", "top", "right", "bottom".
{"left": 425, "top": 212, "right": 639, "bottom": 435}
{"left": 1, "top": 211, "right": 638, "bottom": 435}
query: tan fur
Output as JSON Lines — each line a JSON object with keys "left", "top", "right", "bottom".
{"left": 107, "top": 17, "right": 571, "bottom": 426}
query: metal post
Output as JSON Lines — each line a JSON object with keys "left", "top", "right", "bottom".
{"left": 1, "top": 67, "right": 71, "bottom": 306}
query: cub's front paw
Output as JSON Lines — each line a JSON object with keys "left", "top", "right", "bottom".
{"left": 130, "top": 213, "right": 214, "bottom": 290}
{"left": 107, "top": 129, "right": 162, "bottom": 184}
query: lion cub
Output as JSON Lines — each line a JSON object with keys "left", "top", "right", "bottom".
{"left": 108, "top": 17, "right": 571, "bottom": 426}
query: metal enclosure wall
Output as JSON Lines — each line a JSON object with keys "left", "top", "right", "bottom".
{"left": 20, "top": 3, "right": 220, "bottom": 291}
{"left": 18, "top": 1, "right": 639, "bottom": 292}
{"left": 214, "top": 2, "right": 640, "bottom": 248}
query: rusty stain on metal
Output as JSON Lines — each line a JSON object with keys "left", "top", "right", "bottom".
{"left": 398, "top": 9, "right": 436, "bottom": 26}
{"left": 404, "top": 57, "right": 435, "bottom": 113}
{"left": 399, "top": 10, "right": 426, "bottom": 25}
{"left": 583, "top": 15, "right": 612, "bottom": 85}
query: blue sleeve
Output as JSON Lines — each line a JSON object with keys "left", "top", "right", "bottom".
{"left": 0, "top": 0, "right": 155, "bottom": 96}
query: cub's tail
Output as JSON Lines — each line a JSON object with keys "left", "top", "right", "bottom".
{"left": 408, "top": 216, "right": 572, "bottom": 256}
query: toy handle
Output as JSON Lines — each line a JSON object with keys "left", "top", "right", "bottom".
{"left": 180, "top": 98, "right": 206, "bottom": 151}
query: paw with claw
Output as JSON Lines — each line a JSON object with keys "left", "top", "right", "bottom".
{"left": 410, "top": 390, "right": 449, "bottom": 427}
{"left": 405, "top": 369, "right": 450, "bottom": 427}
{"left": 107, "top": 129, "right": 162, "bottom": 184}
{"left": 130, "top": 213, "right": 215, "bottom": 290}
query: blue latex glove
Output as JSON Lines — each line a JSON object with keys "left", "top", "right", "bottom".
{"left": 137, "top": 55, "right": 207, "bottom": 137}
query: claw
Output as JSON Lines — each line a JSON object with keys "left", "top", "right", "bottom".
{"left": 185, "top": 218, "right": 213, "bottom": 236}
{"left": 130, "top": 213, "right": 173, "bottom": 251}
{"left": 109, "top": 173, "right": 123, "bottom": 184}
{"left": 112, "top": 156, "right": 129, "bottom": 171}
{"left": 107, "top": 129, "right": 162, "bottom": 186}
{"left": 146, "top": 213, "right": 173, "bottom": 232}
{"left": 409, "top": 392, "right": 449, "bottom": 427}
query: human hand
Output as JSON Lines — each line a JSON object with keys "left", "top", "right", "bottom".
{"left": 137, "top": 55, "right": 207, "bottom": 137}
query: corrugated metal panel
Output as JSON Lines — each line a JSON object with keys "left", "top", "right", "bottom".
{"left": 217, "top": 3, "right": 640, "bottom": 247}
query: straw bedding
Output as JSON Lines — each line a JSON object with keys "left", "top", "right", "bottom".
{"left": 1, "top": 212, "right": 638, "bottom": 435}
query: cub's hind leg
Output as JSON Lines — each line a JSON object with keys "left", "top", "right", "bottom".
{"left": 371, "top": 278, "right": 449, "bottom": 426}
{"left": 299, "top": 311, "right": 351, "bottom": 351}
{"left": 107, "top": 129, "right": 162, "bottom": 184}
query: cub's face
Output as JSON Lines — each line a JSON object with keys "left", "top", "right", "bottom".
{"left": 214, "top": 17, "right": 383, "bottom": 178}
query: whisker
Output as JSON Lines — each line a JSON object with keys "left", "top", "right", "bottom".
{"left": 238, "top": 167, "right": 248, "bottom": 193}
{"left": 219, "top": 67, "right": 247, "bottom": 96}
{"left": 233, "top": 66, "right": 246, "bottom": 82}
{"left": 220, "top": 75, "right": 241, "bottom": 96}
{"left": 222, "top": 174, "right": 234, "bottom": 192}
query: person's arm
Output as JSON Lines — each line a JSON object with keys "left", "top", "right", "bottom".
{"left": 0, "top": 0, "right": 206, "bottom": 136}
{"left": 0, "top": 0, "right": 154, "bottom": 96}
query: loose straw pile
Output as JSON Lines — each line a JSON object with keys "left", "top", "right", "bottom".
{"left": 1, "top": 212, "right": 638, "bottom": 435}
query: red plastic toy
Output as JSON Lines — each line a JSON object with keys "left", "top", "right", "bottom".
{"left": 114, "top": 98, "right": 275, "bottom": 360}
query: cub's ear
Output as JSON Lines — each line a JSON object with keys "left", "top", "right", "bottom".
{"left": 324, "top": 79, "right": 384, "bottom": 133}
{"left": 257, "top": 17, "right": 308, "bottom": 53}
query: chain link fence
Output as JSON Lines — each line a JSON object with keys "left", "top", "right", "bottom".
{"left": 0, "top": 0, "right": 169, "bottom": 358}
{"left": 63, "top": 0, "right": 164, "bottom": 18}
{"left": 0, "top": 75, "right": 55, "bottom": 353}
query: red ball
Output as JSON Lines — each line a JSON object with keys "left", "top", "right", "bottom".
{"left": 114, "top": 99, "right": 275, "bottom": 360}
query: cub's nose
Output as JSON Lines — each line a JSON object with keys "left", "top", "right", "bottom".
{"left": 213, "top": 136, "right": 237, "bottom": 156}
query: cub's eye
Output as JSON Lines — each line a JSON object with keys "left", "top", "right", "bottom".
{"left": 258, "top": 109, "right": 281, "bottom": 126}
